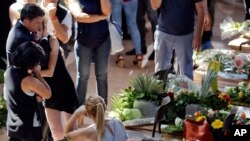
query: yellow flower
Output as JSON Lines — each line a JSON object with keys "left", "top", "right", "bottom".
{"left": 195, "top": 116, "right": 206, "bottom": 122}
{"left": 238, "top": 92, "right": 245, "bottom": 98}
{"left": 211, "top": 119, "right": 224, "bottom": 129}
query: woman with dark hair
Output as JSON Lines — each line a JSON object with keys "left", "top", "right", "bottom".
{"left": 4, "top": 41, "right": 51, "bottom": 141}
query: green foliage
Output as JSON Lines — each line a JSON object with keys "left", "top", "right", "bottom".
{"left": 200, "top": 69, "right": 218, "bottom": 98}
{"left": 122, "top": 108, "right": 143, "bottom": 120}
{"left": 0, "top": 69, "right": 4, "bottom": 83}
{"left": 0, "top": 94, "right": 7, "bottom": 128}
{"left": 111, "top": 87, "right": 139, "bottom": 121}
{"left": 174, "top": 91, "right": 200, "bottom": 118}
{"left": 129, "top": 73, "right": 164, "bottom": 101}
{"left": 201, "top": 94, "right": 228, "bottom": 110}
{"left": 226, "top": 81, "right": 250, "bottom": 104}
{"left": 111, "top": 73, "right": 165, "bottom": 121}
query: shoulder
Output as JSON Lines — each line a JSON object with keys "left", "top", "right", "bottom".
{"left": 9, "top": 2, "right": 20, "bottom": 11}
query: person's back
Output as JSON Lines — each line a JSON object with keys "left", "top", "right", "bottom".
{"left": 65, "top": 96, "right": 128, "bottom": 141}
{"left": 101, "top": 118, "right": 128, "bottom": 141}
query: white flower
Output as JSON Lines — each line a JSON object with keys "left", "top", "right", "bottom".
{"left": 175, "top": 117, "right": 183, "bottom": 127}
{"left": 208, "top": 109, "right": 215, "bottom": 118}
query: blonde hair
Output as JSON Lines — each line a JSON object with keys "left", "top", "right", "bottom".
{"left": 85, "top": 96, "right": 106, "bottom": 141}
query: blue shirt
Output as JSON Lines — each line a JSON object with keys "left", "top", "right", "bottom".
{"left": 76, "top": 0, "right": 109, "bottom": 47}
{"left": 158, "top": 0, "right": 202, "bottom": 35}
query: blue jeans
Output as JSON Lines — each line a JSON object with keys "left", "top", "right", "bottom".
{"left": 154, "top": 30, "right": 194, "bottom": 80}
{"left": 111, "top": 0, "right": 141, "bottom": 54}
{"left": 74, "top": 38, "right": 111, "bottom": 104}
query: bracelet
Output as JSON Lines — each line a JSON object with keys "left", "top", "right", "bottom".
{"left": 51, "top": 16, "right": 58, "bottom": 22}
{"left": 204, "top": 10, "right": 209, "bottom": 14}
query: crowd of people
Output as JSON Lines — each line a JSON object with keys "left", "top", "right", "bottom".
{"left": 1, "top": 0, "right": 249, "bottom": 141}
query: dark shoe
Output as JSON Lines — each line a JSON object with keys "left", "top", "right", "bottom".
{"left": 116, "top": 54, "right": 125, "bottom": 68}
{"left": 149, "top": 51, "right": 155, "bottom": 60}
{"left": 123, "top": 34, "right": 131, "bottom": 40}
{"left": 133, "top": 54, "right": 143, "bottom": 69}
{"left": 141, "top": 46, "right": 147, "bottom": 54}
{"left": 125, "top": 49, "right": 136, "bottom": 55}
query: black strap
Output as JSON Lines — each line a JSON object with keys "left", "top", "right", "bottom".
{"left": 239, "top": 40, "right": 250, "bottom": 51}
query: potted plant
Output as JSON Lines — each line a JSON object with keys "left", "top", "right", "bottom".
{"left": 111, "top": 72, "right": 165, "bottom": 121}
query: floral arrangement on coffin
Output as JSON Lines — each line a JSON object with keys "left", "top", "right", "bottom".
{"left": 164, "top": 62, "right": 231, "bottom": 134}
{"left": 220, "top": 16, "right": 250, "bottom": 39}
{"left": 194, "top": 49, "right": 250, "bottom": 79}
{"left": 225, "top": 81, "right": 250, "bottom": 106}
{"left": 110, "top": 73, "right": 165, "bottom": 122}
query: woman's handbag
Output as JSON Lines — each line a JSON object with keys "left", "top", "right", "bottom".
{"left": 108, "top": 19, "right": 124, "bottom": 55}
{"left": 184, "top": 119, "right": 214, "bottom": 141}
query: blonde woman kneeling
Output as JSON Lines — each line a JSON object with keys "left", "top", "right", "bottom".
{"left": 64, "top": 96, "right": 128, "bottom": 141}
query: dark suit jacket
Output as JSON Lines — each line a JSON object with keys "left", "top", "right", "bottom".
{"left": 6, "top": 20, "right": 33, "bottom": 66}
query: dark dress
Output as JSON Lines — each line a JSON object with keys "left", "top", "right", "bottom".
{"left": 41, "top": 37, "right": 79, "bottom": 114}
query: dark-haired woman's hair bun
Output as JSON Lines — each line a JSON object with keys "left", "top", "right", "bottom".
{"left": 11, "top": 41, "right": 46, "bottom": 69}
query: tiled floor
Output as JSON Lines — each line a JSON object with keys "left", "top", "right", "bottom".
{"left": 0, "top": 0, "right": 245, "bottom": 140}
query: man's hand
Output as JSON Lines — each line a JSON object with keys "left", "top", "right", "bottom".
{"left": 192, "top": 36, "right": 201, "bottom": 50}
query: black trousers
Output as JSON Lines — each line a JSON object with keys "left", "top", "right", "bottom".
{"left": 9, "top": 127, "right": 42, "bottom": 141}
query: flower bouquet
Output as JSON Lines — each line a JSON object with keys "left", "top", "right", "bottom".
{"left": 220, "top": 16, "right": 250, "bottom": 40}
{"left": 225, "top": 81, "right": 250, "bottom": 106}
{"left": 194, "top": 49, "right": 250, "bottom": 80}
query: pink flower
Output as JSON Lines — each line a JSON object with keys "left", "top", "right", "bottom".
{"left": 234, "top": 55, "right": 245, "bottom": 69}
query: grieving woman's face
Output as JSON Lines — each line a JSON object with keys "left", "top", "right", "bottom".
{"left": 33, "top": 27, "right": 43, "bottom": 42}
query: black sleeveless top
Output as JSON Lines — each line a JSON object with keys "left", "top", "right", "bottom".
{"left": 4, "top": 67, "right": 40, "bottom": 138}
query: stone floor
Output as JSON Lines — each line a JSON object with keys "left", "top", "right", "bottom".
{"left": 0, "top": 0, "right": 246, "bottom": 140}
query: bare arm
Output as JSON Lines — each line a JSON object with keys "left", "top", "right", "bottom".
{"left": 65, "top": 105, "right": 86, "bottom": 133}
{"left": 46, "top": 3, "right": 72, "bottom": 43}
{"left": 40, "top": 36, "right": 59, "bottom": 77}
{"left": 65, "top": 105, "right": 97, "bottom": 140}
{"left": 68, "top": 0, "right": 107, "bottom": 23}
{"left": 193, "top": 1, "right": 205, "bottom": 50}
{"left": 100, "top": 0, "right": 111, "bottom": 16}
{"left": 9, "top": 4, "right": 20, "bottom": 26}
{"left": 150, "top": 0, "right": 162, "bottom": 10}
{"left": 22, "top": 67, "right": 51, "bottom": 99}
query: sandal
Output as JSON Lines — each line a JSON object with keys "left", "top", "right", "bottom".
{"left": 116, "top": 54, "right": 125, "bottom": 68}
{"left": 133, "top": 54, "right": 143, "bottom": 68}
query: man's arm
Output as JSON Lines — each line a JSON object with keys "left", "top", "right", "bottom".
{"left": 150, "top": 0, "right": 162, "bottom": 10}
{"left": 193, "top": 1, "right": 205, "bottom": 50}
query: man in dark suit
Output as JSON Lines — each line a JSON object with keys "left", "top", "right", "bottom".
{"left": 6, "top": 3, "right": 45, "bottom": 66}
